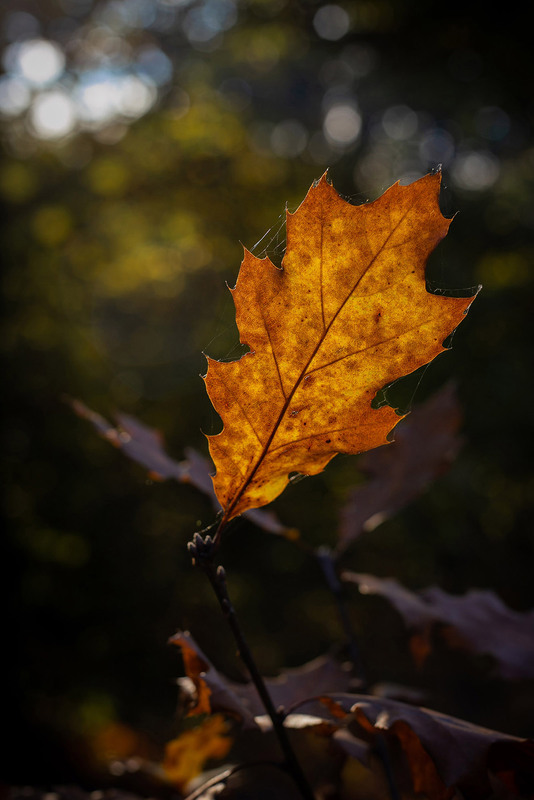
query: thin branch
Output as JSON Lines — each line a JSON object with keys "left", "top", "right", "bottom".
{"left": 183, "top": 767, "right": 233, "bottom": 800}
{"left": 316, "top": 547, "right": 400, "bottom": 800}
{"left": 316, "top": 546, "right": 367, "bottom": 689}
{"left": 184, "top": 761, "right": 286, "bottom": 800}
{"left": 375, "top": 735, "right": 401, "bottom": 800}
{"left": 187, "top": 532, "right": 316, "bottom": 800}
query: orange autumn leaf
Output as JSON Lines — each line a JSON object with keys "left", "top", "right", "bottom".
{"left": 173, "top": 631, "right": 213, "bottom": 716}
{"left": 162, "top": 714, "right": 232, "bottom": 791}
{"left": 205, "top": 172, "right": 478, "bottom": 523}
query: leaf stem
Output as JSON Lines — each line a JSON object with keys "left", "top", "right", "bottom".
{"left": 187, "top": 532, "right": 316, "bottom": 800}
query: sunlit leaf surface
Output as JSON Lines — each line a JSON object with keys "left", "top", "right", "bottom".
{"left": 206, "top": 172, "right": 478, "bottom": 521}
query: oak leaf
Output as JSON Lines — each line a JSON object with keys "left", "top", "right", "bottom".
{"left": 338, "top": 382, "right": 463, "bottom": 552}
{"left": 343, "top": 573, "right": 534, "bottom": 679}
{"left": 295, "top": 694, "right": 534, "bottom": 799}
{"left": 205, "top": 172, "right": 478, "bottom": 523}
{"left": 169, "top": 630, "right": 352, "bottom": 729}
{"left": 68, "top": 398, "right": 293, "bottom": 536}
{"left": 170, "top": 630, "right": 257, "bottom": 726}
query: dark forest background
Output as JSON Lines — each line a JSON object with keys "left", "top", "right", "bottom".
{"left": 2, "top": 0, "right": 534, "bottom": 787}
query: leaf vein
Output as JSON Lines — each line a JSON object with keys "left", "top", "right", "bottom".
{"left": 217, "top": 370, "right": 265, "bottom": 448}
{"left": 269, "top": 420, "right": 393, "bottom": 454}
{"left": 306, "top": 315, "right": 444, "bottom": 376}
{"left": 260, "top": 305, "right": 287, "bottom": 400}
{"left": 320, "top": 222, "right": 326, "bottom": 332}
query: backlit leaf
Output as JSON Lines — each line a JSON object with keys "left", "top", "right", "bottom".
{"left": 205, "top": 172, "right": 478, "bottom": 524}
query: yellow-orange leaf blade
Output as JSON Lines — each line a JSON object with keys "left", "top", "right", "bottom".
{"left": 162, "top": 715, "right": 232, "bottom": 791}
{"left": 205, "top": 172, "right": 478, "bottom": 522}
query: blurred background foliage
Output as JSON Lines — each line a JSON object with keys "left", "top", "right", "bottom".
{"left": 2, "top": 0, "right": 534, "bottom": 787}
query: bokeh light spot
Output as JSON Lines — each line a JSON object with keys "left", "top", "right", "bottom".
{"left": 116, "top": 75, "right": 157, "bottom": 117}
{"left": 136, "top": 46, "right": 173, "bottom": 85}
{"left": 0, "top": 161, "right": 38, "bottom": 203}
{"left": 382, "top": 104, "right": 418, "bottom": 141}
{"left": 77, "top": 75, "right": 121, "bottom": 124}
{"left": 313, "top": 5, "right": 351, "bottom": 41}
{"left": 452, "top": 150, "right": 500, "bottom": 191}
{"left": 0, "top": 76, "right": 31, "bottom": 117}
{"left": 232, "top": 151, "right": 287, "bottom": 187}
{"left": 323, "top": 103, "right": 361, "bottom": 146}
{"left": 419, "top": 127, "right": 455, "bottom": 166}
{"left": 354, "top": 146, "right": 393, "bottom": 190}
{"left": 29, "top": 90, "right": 77, "bottom": 139}
{"left": 477, "top": 252, "right": 532, "bottom": 290}
{"left": 270, "top": 119, "right": 308, "bottom": 158}
{"left": 238, "top": 27, "right": 286, "bottom": 72}
{"left": 9, "top": 38, "right": 65, "bottom": 86}
{"left": 32, "top": 205, "right": 73, "bottom": 246}
{"left": 183, "top": 0, "right": 237, "bottom": 44}
{"left": 86, "top": 157, "right": 130, "bottom": 196}
{"left": 4, "top": 11, "right": 40, "bottom": 41}
{"left": 98, "top": 0, "right": 157, "bottom": 32}
{"left": 343, "top": 43, "right": 378, "bottom": 77}
{"left": 476, "top": 251, "right": 530, "bottom": 290}
{"left": 76, "top": 72, "right": 157, "bottom": 125}
{"left": 476, "top": 106, "right": 511, "bottom": 142}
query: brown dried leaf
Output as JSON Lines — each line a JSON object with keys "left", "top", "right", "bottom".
{"left": 169, "top": 631, "right": 352, "bottom": 728}
{"left": 68, "top": 398, "right": 293, "bottom": 536}
{"left": 344, "top": 573, "right": 534, "bottom": 679}
{"left": 169, "top": 631, "right": 257, "bottom": 727}
{"left": 235, "top": 652, "right": 354, "bottom": 717}
{"left": 338, "top": 382, "right": 462, "bottom": 551}
{"left": 69, "top": 398, "right": 187, "bottom": 481}
{"left": 301, "top": 694, "right": 533, "bottom": 799}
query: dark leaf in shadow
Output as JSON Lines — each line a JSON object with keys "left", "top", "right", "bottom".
{"left": 338, "top": 383, "right": 462, "bottom": 552}
{"left": 344, "top": 572, "right": 534, "bottom": 679}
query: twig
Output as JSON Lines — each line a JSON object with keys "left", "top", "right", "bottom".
{"left": 187, "top": 532, "right": 316, "bottom": 800}
{"left": 184, "top": 767, "right": 233, "bottom": 800}
{"left": 316, "top": 546, "right": 367, "bottom": 689}
{"left": 183, "top": 760, "right": 292, "bottom": 800}
{"left": 374, "top": 735, "right": 401, "bottom": 800}
{"left": 316, "top": 547, "right": 400, "bottom": 800}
